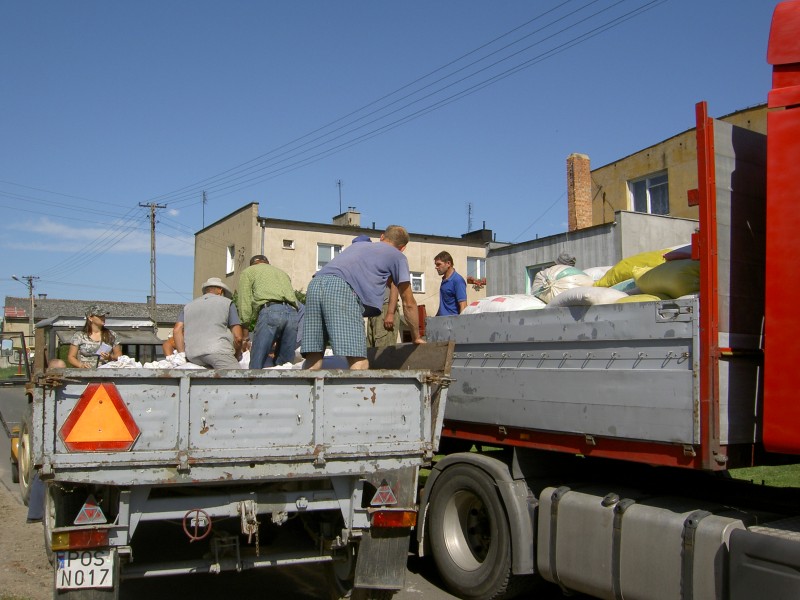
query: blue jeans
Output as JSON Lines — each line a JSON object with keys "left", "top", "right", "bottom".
{"left": 250, "top": 303, "right": 300, "bottom": 368}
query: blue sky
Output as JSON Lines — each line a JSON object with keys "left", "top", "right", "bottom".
{"left": 0, "top": 0, "right": 780, "bottom": 305}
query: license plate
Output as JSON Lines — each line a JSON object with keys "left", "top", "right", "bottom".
{"left": 55, "top": 549, "right": 114, "bottom": 589}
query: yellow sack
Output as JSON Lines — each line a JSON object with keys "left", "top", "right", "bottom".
{"left": 616, "top": 293, "right": 668, "bottom": 304}
{"left": 594, "top": 249, "right": 670, "bottom": 288}
{"left": 634, "top": 259, "right": 700, "bottom": 298}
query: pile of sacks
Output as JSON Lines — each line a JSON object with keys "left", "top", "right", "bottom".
{"left": 463, "top": 243, "right": 699, "bottom": 313}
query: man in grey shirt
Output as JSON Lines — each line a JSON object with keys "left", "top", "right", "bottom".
{"left": 174, "top": 277, "right": 244, "bottom": 369}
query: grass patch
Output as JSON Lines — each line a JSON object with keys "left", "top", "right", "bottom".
{"left": 730, "top": 463, "right": 800, "bottom": 488}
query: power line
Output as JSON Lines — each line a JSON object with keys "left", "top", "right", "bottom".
{"left": 151, "top": 0, "right": 665, "bottom": 208}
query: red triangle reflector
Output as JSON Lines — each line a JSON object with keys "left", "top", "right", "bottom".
{"left": 370, "top": 481, "right": 398, "bottom": 506}
{"left": 74, "top": 494, "right": 107, "bottom": 525}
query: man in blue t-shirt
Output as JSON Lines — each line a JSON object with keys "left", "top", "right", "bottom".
{"left": 434, "top": 251, "right": 467, "bottom": 316}
{"left": 302, "top": 225, "right": 425, "bottom": 370}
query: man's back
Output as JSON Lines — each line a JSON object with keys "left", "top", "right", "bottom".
{"left": 238, "top": 263, "right": 297, "bottom": 325}
{"left": 184, "top": 294, "right": 235, "bottom": 359}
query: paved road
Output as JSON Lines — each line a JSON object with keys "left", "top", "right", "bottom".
{"left": 0, "top": 385, "right": 578, "bottom": 600}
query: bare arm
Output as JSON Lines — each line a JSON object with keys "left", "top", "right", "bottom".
{"left": 67, "top": 344, "right": 87, "bottom": 369}
{"left": 231, "top": 324, "right": 244, "bottom": 360}
{"left": 458, "top": 300, "right": 468, "bottom": 314}
{"left": 384, "top": 281, "right": 399, "bottom": 330}
{"left": 397, "top": 281, "right": 425, "bottom": 344}
{"left": 173, "top": 322, "right": 186, "bottom": 353}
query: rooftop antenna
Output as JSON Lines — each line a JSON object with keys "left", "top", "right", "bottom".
{"left": 336, "top": 179, "right": 344, "bottom": 214}
{"left": 467, "top": 202, "right": 473, "bottom": 232}
{"left": 202, "top": 190, "right": 207, "bottom": 228}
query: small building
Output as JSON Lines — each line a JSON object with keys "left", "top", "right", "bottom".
{"left": 587, "top": 104, "right": 766, "bottom": 226}
{"left": 2, "top": 296, "right": 183, "bottom": 351}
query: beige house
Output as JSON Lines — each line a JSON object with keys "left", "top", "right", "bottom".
{"left": 568, "top": 104, "right": 767, "bottom": 228}
{"left": 194, "top": 203, "right": 496, "bottom": 321}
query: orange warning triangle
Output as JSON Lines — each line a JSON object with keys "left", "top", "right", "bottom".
{"left": 64, "top": 385, "right": 134, "bottom": 443}
{"left": 74, "top": 494, "right": 107, "bottom": 525}
{"left": 59, "top": 383, "right": 140, "bottom": 451}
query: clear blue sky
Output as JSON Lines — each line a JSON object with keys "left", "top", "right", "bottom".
{"left": 0, "top": 0, "right": 781, "bottom": 305}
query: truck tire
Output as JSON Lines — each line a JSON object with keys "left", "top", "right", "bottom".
{"left": 43, "top": 482, "right": 56, "bottom": 563}
{"left": 427, "top": 464, "right": 524, "bottom": 600}
{"left": 18, "top": 405, "right": 33, "bottom": 506}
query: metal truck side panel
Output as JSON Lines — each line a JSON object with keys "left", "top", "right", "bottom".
{"left": 41, "top": 367, "right": 441, "bottom": 485}
{"left": 428, "top": 300, "right": 697, "bottom": 445}
{"left": 709, "top": 120, "right": 766, "bottom": 448}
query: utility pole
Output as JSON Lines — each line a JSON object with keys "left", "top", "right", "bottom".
{"left": 139, "top": 202, "right": 166, "bottom": 317}
{"left": 12, "top": 274, "right": 39, "bottom": 349}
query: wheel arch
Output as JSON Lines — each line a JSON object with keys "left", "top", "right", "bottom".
{"left": 418, "top": 452, "right": 535, "bottom": 575}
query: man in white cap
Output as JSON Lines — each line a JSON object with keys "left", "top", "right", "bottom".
{"left": 173, "top": 277, "right": 244, "bottom": 369}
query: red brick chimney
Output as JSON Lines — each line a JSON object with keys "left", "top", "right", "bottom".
{"left": 566, "top": 153, "right": 592, "bottom": 232}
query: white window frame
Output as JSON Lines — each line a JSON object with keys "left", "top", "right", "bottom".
{"left": 282, "top": 239, "right": 295, "bottom": 250}
{"left": 226, "top": 245, "right": 235, "bottom": 275}
{"left": 317, "top": 243, "right": 342, "bottom": 270}
{"left": 410, "top": 272, "right": 424, "bottom": 293}
{"left": 467, "top": 257, "right": 486, "bottom": 280}
{"left": 629, "top": 171, "right": 669, "bottom": 215}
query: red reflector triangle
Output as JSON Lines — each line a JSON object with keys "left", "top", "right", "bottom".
{"left": 370, "top": 481, "right": 398, "bottom": 506}
{"left": 74, "top": 494, "right": 107, "bottom": 525}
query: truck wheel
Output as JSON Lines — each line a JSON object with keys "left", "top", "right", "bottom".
{"left": 43, "top": 483, "right": 56, "bottom": 563}
{"left": 326, "top": 544, "right": 394, "bottom": 600}
{"left": 428, "top": 464, "right": 522, "bottom": 600}
{"left": 18, "top": 406, "right": 33, "bottom": 506}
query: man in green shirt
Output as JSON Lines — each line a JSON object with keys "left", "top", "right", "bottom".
{"left": 238, "top": 255, "right": 300, "bottom": 368}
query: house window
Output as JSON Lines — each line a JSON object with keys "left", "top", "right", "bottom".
{"left": 226, "top": 245, "right": 235, "bottom": 275}
{"left": 629, "top": 172, "right": 669, "bottom": 215}
{"left": 410, "top": 272, "right": 424, "bottom": 293}
{"left": 317, "top": 243, "right": 342, "bottom": 270}
{"left": 283, "top": 239, "right": 295, "bottom": 250}
{"left": 467, "top": 257, "right": 486, "bottom": 280}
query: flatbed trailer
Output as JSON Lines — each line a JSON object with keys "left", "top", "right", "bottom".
{"left": 33, "top": 342, "right": 452, "bottom": 599}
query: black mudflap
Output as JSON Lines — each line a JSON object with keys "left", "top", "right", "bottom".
{"left": 354, "top": 528, "right": 411, "bottom": 590}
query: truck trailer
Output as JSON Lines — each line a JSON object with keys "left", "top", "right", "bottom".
{"left": 32, "top": 343, "right": 452, "bottom": 599}
{"left": 420, "top": 3, "right": 800, "bottom": 599}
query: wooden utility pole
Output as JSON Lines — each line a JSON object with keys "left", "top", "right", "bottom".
{"left": 139, "top": 202, "right": 166, "bottom": 317}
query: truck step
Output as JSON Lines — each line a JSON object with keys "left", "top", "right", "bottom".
{"left": 748, "top": 516, "right": 800, "bottom": 542}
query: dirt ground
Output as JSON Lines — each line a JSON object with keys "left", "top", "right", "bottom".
{"left": 0, "top": 483, "right": 50, "bottom": 600}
